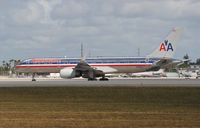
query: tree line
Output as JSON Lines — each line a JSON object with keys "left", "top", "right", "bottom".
{"left": 184, "top": 54, "right": 200, "bottom": 65}
{"left": 0, "top": 59, "right": 21, "bottom": 76}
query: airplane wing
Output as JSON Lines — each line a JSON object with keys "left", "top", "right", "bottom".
{"left": 152, "top": 58, "right": 190, "bottom": 70}
{"left": 75, "top": 60, "right": 106, "bottom": 80}
{"left": 155, "top": 58, "right": 173, "bottom": 67}
{"left": 60, "top": 60, "right": 107, "bottom": 81}
{"left": 145, "top": 58, "right": 177, "bottom": 72}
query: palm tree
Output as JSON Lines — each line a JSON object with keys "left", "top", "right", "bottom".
{"left": 2, "top": 60, "right": 6, "bottom": 68}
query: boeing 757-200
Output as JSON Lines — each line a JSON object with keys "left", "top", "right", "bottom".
{"left": 15, "top": 27, "right": 183, "bottom": 81}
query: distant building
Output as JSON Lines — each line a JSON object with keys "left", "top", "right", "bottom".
{"left": 188, "top": 65, "right": 200, "bottom": 78}
{"left": 189, "top": 65, "right": 200, "bottom": 73}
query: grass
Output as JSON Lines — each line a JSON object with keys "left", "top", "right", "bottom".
{"left": 0, "top": 87, "right": 200, "bottom": 127}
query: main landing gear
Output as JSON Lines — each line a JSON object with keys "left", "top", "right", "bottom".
{"left": 99, "top": 77, "right": 109, "bottom": 81}
{"left": 99, "top": 74, "right": 109, "bottom": 81}
{"left": 87, "top": 71, "right": 109, "bottom": 81}
{"left": 88, "top": 77, "right": 109, "bottom": 81}
{"left": 88, "top": 78, "right": 97, "bottom": 81}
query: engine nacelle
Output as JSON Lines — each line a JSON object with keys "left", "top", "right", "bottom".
{"left": 60, "top": 68, "right": 76, "bottom": 79}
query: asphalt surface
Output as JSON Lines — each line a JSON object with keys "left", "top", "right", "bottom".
{"left": 0, "top": 78, "right": 199, "bottom": 87}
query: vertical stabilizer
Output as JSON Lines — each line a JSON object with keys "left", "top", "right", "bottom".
{"left": 148, "top": 27, "right": 183, "bottom": 58}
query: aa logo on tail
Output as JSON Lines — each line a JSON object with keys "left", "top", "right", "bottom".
{"left": 159, "top": 40, "right": 173, "bottom": 52}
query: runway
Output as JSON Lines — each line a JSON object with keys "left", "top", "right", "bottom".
{"left": 0, "top": 78, "right": 200, "bottom": 87}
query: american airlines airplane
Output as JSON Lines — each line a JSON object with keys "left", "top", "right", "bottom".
{"left": 15, "top": 27, "right": 183, "bottom": 81}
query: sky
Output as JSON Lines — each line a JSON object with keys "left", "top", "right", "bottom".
{"left": 0, "top": 0, "right": 199, "bottom": 62}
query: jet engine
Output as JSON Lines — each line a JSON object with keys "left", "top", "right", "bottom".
{"left": 60, "top": 68, "right": 79, "bottom": 79}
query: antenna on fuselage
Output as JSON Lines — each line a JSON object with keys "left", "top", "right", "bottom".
{"left": 81, "top": 43, "right": 83, "bottom": 59}
{"left": 80, "top": 43, "right": 85, "bottom": 62}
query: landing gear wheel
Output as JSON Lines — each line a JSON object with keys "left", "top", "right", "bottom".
{"left": 99, "top": 77, "right": 109, "bottom": 81}
{"left": 88, "top": 78, "right": 97, "bottom": 81}
{"left": 32, "top": 79, "right": 36, "bottom": 81}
